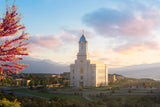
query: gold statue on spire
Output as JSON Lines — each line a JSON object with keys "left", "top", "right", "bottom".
{"left": 82, "top": 29, "right": 84, "bottom": 34}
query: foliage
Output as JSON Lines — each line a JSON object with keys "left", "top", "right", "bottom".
{"left": 0, "top": 98, "right": 20, "bottom": 107}
{"left": 0, "top": 92, "right": 95, "bottom": 107}
{"left": 2, "top": 92, "right": 160, "bottom": 107}
{"left": 0, "top": 4, "right": 29, "bottom": 74}
{"left": 79, "top": 86, "right": 83, "bottom": 91}
{"left": 128, "top": 89, "right": 132, "bottom": 93}
{"left": 111, "top": 89, "right": 115, "bottom": 93}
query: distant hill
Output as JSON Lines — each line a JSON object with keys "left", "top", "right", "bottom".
{"left": 109, "top": 73, "right": 156, "bottom": 82}
{"left": 109, "top": 63, "right": 160, "bottom": 80}
{"left": 19, "top": 57, "right": 160, "bottom": 80}
{"left": 20, "top": 57, "right": 69, "bottom": 74}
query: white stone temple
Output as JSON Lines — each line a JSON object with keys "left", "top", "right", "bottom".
{"left": 70, "top": 31, "right": 108, "bottom": 88}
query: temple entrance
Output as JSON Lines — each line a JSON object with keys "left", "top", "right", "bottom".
{"left": 80, "top": 81, "right": 83, "bottom": 87}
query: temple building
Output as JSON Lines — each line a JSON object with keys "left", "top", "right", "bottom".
{"left": 70, "top": 31, "right": 108, "bottom": 88}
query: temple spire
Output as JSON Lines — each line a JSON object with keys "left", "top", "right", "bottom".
{"left": 78, "top": 30, "right": 89, "bottom": 59}
{"left": 79, "top": 29, "right": 87, "bottom": 43}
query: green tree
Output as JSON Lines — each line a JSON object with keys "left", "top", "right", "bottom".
{"left": 29, "top": 80, "right": 34, "bottom": 89}
{"left": 6, "top": 77, "right": 13, "bottom": 87}
{"left": 34, "top": 80, "right": 38, "bottom": 87}
{"left": 42, "top": 80, "right": 47, "bottom": 87}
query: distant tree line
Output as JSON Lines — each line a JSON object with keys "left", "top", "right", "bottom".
{"left": 0, "top": 74, "right": 69, "bottom": 88}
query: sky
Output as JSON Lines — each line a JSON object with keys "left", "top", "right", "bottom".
{"left": 1, "top": 0, "right": 160, "bottom": 75}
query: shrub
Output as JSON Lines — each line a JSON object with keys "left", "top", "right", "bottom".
{"left": 79, "top": 86, "right": 83, "bottom": 91}
{"left": 111, "top": 89, "right": 115, "bottom": 93}
{"left": 97, "top": 100, "right": 104, "bottom": 105}
{"left": 0, "top": 98, "right": 20, "bottom": 107}
{"left": 128, "top": 89, "right": 131, "bottom": 93}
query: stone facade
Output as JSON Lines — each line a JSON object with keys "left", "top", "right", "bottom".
{"left": 70, "top": 32, "right": 108, "bottom": 88}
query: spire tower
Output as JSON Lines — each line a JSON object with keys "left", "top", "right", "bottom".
{"left": 78, "top": 30, "right": 89, "bottom": 60}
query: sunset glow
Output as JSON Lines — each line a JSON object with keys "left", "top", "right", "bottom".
{"left": 1, "top": 0, "right": 160, "bottom": 78}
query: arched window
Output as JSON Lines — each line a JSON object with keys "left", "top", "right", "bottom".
{"left": 80, "top": 67, "right": 83, "bottom": 74}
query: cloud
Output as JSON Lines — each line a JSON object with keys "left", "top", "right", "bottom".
{"left": 61, "top": 31, "right": 78, "bottom": 42}
{"left": 122, "top": 18, "right": 154, "bottom": 37}
{"left": 30, "top": 34, "right": 62, "bottom": 49}
{"left": 27, "top": 29, "right": 93, "bottom": 62}
{"left": 30, "top": 28, "right": 94, "bottom": 49}
{"left": 82, "top": 1, "right": 160, "bottom": 67}
{"left": 115, "top": 41, "right": 159, "bottom": 55}
{"left": 82, "top": 2, "right": 160, "bottom": 37}
{"left": 83, "top": 8, "right": 132, "bottom": 36}
{"left": 91, "top": 50, "right": 104, "bottom": 58}
{"left": 89, "top": 40, "right": 160, "bottom": 68}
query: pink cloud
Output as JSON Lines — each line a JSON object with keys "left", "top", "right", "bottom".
{"left": 28, "top": 44, "right": 44, "bottom": 52}
{"left": 89, "top": 40, "right": 160, "bottom": 68}
{"left": 31, "top": 34, "right": 62, "bottom": 49}
{"left": 122, "top": 8, "right": 160, "bottom": 37}
{"left": 83, "top": 7, "right": 160, "bottom": 37}
{"left": 61, "top": 31, "right": 77, "bottom": 42}
{"left": 30, "top": 54, "right": 39, "bottom": 58}
{"left": 115, "top": 41, "right": 159, "bottom": 55}
{"left": 122, "top": 18, "right": 155, "bottom": 37}
{"left": 90, "top": 50, "right": 103, "bottom": 58}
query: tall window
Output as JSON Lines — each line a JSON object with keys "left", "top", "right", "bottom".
{"left": 92, "top": 76, "right": 94, "bottom": 79}
{"left": 92, "top": 70, "right": 94, "bottom": 73}
{"left": 80, "top": 67, "right": 83, "bottom": 74}
{"left": 80, "top": 76, "right": 83, "bottom": 80}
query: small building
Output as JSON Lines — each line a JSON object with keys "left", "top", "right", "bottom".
{"left": 58, "top": 75, "right": 62, "bottom": 78}
{"left": 26, "top": 80, "right": 31, "bottom": 86}
{"left": 51, "top": 74, "right": 57, "bottom": 78}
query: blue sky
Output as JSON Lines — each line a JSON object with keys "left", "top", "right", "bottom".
{"left": 1, "top": 0, "right": 160, "bottom": 70}
{"left": 1, "top": 0, "right": 113, "bottom": 35}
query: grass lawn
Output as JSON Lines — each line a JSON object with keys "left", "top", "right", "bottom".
{"left": 84, "top": 87, "right": 110, "bottom": 91}
{"left": 12, "top": 88, "right": 87, "bottom": 102}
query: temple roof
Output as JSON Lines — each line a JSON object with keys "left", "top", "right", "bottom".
{"left": 79, "top": 34, "right": 87, "bottom": 42}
